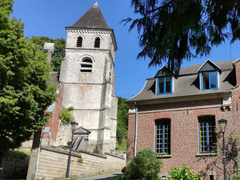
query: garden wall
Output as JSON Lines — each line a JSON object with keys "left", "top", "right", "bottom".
{"left": 34, "top": 147, "right": 126, "bottom": 179}
{"left": 0, "top": 157, "right": 29, "bottom": 179}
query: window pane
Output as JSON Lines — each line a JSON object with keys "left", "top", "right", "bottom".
{"left": 199, "top": 116, "right": 216, "bottom": 153}
{"left": 164, "top": 124, "right": 171, "bottom": 154}
{"left": 202, "top": 72, "right": 209, "bottom": 89}
{"left": 156, "top": 119, "right": 170, "bottom": 154}
{"left": 208, "top": 121, "right": 216, "bottom": 151}
{"left": 210, "top": 72, "right": 217, "bottom": 89}
{"left": 166, "top": 77, "right": 171, "bottom": 93}
{"left": 158, "top": 78, "right": 164, "bottom": 94}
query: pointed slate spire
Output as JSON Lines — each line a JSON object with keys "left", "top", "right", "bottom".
{"left": 93, "top": 1, "right": 98, "bottom": 8}
{"left": 66, "top": 1, "right": 111, "bottom": 29}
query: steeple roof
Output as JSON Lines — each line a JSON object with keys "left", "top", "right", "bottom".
{"left": 66, "top": 1, "right": 111, "bottom": 30}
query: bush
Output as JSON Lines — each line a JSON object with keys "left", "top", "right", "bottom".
{"left": 121, "top": 148, "right": 163, "bottom": 180}
{"left": 59, "top": 106, "right": 74, "bottom": 124}
{"left": 168, "top": 165, "right": 201, "bottom": 180}
{"left": 77, "top": 157, "right": 83, "bottom": 163}
{"left": 93, "top": 145, "right": 100, "bottom": 154}
{"left": 233, "top": 175, "right": 240, "bottom": 180}
{"left": 117, "top": 128, "right": 123, "bottom": 144}
{"left": 3, "top": 150, "right": 31, "bottom": 159}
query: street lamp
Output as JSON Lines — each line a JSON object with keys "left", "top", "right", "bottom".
{"left": 218, "top": 119, "right": 228, "bottom": 180}
{"left": 66, "top": 122, "right": 78, "bottom": 178}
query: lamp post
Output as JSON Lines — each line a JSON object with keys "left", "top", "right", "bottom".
{"left": 66, "top": 122, "right": 78, "bottom": 178}
{"left": 218, "top": 119, "right": 228, "bottom": 180}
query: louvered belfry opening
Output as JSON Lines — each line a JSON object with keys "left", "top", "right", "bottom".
{"left": 77, "top": 36, "right": 83, "bottom": 47}
{"left": 80, "top": 58, "right": 92, "bottom": 72}
{"left": 94, "top": 37, "right": 100, "bottom": 48}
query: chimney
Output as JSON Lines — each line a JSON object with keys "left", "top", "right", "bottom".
{"left": 232, "top": 58, "right": 240, "bottom": 85}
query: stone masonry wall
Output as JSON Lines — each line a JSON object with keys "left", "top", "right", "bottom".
{"left": 37, "top": 147, "right": 126, "bottom": 180}
{"left": 0, "top": 157, "right": 29, "bottom": 179}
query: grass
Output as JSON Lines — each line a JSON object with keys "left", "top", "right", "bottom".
{"left": 3, "top": 150, "right": 31, "bottom": 159}
{"left": 117, "top": 137, "right": 127, "bottom": 152}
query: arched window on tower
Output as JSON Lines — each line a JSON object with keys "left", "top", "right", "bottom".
{"left": 80, "top": 58, "right": 92, "bottom": 72}
{"left": 77, "top": 36, "right": 83, "bottom": 47}
{"left": 94, "top": 37, "right": 100, "bottom": 48}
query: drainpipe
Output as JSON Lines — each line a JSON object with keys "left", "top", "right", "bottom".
{"left": 134, "top": 102, "right": 138, "bottom": 157}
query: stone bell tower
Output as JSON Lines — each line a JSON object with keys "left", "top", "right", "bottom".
{"left": 59, "top": 2, "right": 118, "bottom": 153}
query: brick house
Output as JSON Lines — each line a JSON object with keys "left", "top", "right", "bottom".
{"left": 126, "top": 59, "right": 240, "bottom": 179}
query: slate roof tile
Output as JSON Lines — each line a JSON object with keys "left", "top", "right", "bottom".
{"left": 66, "top": 2, "right": 111, "bottom": 30}
{"left": 127, "top": 60, "right": 236, "bottom": 103}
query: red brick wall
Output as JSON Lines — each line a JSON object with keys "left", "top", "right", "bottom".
{"left": 127, "top": 113, "right": 135, "bottom": 162}
{"left": 235, "top": 62, "right": 240, "bottom": 85}
{"left": 44, "top": 91, "right": 63, "bottom": 141}
{"left": 127, "top": 87, "right": 240, "bottom": 179}
{"left": 42, "top": 88, "right": 63, "bottom": 143}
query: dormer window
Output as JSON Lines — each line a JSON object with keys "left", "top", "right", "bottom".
{"left": 201, "top": 71, "right": 218, "bottom": 90}
{"left": 94, "top": 37, "right": 100, "bottom": 48}
{"left": 77, "top": 36, "right": 83, "bottom": 47}
{"left": 80, "top": 58, "right": 92, "bottom": 72}
{"left": 155, "top": 66, "right": 173, "bottom": 95}
{"left": 156, "top": 77, "right": 172, "bottom": 95}
{"left": 198, "top": 59, "right": 220, "bottom": 91}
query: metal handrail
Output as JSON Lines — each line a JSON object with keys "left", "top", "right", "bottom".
{"left": 14, "top": 156, "right": 30, "bottom": 170}
{"left": 14, "top": 156, "right": 30, "bottom": 178}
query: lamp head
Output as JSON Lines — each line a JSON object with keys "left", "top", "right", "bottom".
{"left": 70, "top": 122, "right": 78, "bottom": 131}
{"left": 218, "top": 119, "right": 228, "bottom": 133}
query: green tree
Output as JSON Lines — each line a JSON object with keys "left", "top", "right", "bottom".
{"left": 30, "top": 36, "right": 66, "bottom": 72}
{"left": 117, "top": 97, "right": 129, "bottom": 144}
{"left": 124, "top": 0, "right": 240, "bottom": 74}
{"left": 0, "top": 0, "right": 57, "bottom": 157}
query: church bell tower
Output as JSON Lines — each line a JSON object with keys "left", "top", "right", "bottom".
{"left": 59, "top": 2, "right": 118, "bottom": 153}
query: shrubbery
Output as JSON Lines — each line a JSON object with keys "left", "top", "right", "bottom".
{"left": 120, "top": 148, "right": 162, "bottom": 180}
{"left": 115, "top": 148, "right": 202, "bottom": 180}
{"left": 59, "top": 106, "right": 74, "bottom": 124}
{"left": 168, "top": 165, "right": 201, "bottom": 180}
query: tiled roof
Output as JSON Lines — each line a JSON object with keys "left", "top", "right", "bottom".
{"left": 127, "top": 60, "right": 236, "bottom": 103}
{"left": 66, "top": 2, "right": 111, "bottom": 30}
{"left": 179, "top": 60, "right": 233, "bottom": 75}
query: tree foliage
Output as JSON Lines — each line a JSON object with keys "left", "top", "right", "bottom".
{"left": 0, "top": 0, "right": 57, "bottom": 157}
{"left": 30, "top": 36, "right": 66, "bottom": 72}
{"left": 117, "top": 97, "right": 129, "bottom": 144}
{"left": 124, "top": 0, "right": 240, "bottom": 74}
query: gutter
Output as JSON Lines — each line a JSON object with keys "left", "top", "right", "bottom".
{"left": 134, "top": 102, "right": 138, "bottom": 157}
{"left": 126, "top": 91, "right": 232, "bottom": 106}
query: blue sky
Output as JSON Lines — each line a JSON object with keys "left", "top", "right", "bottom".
{"left": 11, "top": 0, "right": 240, "bottom": 99}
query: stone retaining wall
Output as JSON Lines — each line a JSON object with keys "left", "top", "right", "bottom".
{"left": 0, "top": 157, "right": 29, "bottom": 179}
{"left": 36, "top": 147, "right": 126, "bottom": 179}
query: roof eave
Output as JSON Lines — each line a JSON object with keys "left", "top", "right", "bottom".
{"left": 126, "top": 91, "right": 232, "bottom": 106}
{"left": 232, "top": 58, "right": 240, "bottom": 66}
